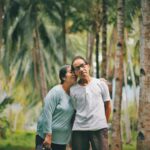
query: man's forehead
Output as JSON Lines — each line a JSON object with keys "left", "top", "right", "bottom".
{"left": 73, "top": 59, "right": 85, "bottom": 66}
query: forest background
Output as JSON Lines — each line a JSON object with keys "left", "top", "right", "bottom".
{"left": 0, "top": 0, "right": 150, "bottom": 150}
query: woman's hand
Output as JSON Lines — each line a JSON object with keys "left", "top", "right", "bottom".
{"left": 43, "top": 133, "right": 52, "bottom": 149}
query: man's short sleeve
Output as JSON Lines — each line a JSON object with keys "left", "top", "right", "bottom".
{"left": 100, "top": 80, "right": 111, "bottom": 102}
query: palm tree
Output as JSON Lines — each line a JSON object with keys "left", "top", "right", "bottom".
{"left": 111, "top": 0, "right": 125, "bottom": 149}
{"left": 101, "top": 0, "right": 107, "bottom": 78}
{"left": 2, "top": 0, "right": 62, "bottom": 102}
{"left": 137, "top": 0, "right": 150, "bottom": 149}
{"left": 86, "top": 31, "right": 95, "bottom": 67}
{"left": 0, "top": 0, "right": 4, "bottom": 54}
{"left": 95, "top": 1, "right": 102, "bottom": 78}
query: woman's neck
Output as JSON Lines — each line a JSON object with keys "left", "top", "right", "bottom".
{"left": 62, "top": 83, "right": 70, "bottom": 94}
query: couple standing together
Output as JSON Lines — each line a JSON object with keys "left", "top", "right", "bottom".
{"left": 36, "top": 56, "right": 111, "bottom": 150}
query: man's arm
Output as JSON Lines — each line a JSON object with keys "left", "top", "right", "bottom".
{"left": 104, "top": 101, "right": 111, "bottom": 122}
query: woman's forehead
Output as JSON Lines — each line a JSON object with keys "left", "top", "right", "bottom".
{"left": 66, "top": 66, "right": 71, "bottom": 71}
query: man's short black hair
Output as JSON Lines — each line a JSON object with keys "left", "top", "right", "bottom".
{"left": 59, "top": 65, "right": 70, "bottom": 84}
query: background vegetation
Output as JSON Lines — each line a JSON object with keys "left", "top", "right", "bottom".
{"left": 0, "top": 0, "right": 150, "bottom": 150}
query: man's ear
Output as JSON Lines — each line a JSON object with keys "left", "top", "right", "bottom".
{"left": 87, "top": 64, "right": 90, "bottom": 70}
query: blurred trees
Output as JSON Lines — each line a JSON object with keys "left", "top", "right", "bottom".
{"left": 111, "top": 0, "right": 125, "bottom": 149}
{"left": 0, "top": 0, "right": 149, "bottom": 149}
{"left": 0, "top": 96, "right": 13, "bottom": 138}
{"left": 137, "top": 0, "right": 150, "bottom": 149}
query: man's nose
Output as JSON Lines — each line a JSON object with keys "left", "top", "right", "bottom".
{"left": 80, "top": 67, "right": 84, "bottom": 71}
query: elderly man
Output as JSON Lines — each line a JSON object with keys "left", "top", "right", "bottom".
{"left": 70, "top": 56, "right": 111, "bottom": 150}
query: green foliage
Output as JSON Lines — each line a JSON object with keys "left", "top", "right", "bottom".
{"left": 0, "top": 118, "right": 9, "bottom": 139}
{"left": 0, "top": 97, "right": 13, "bottom": 139}
{"left": 123, "top": 131, "right": 137, "bottom": 150}
{"left": 0, "top": 130, "right": 136, "bottom": 150}
{"left": 0, "top": 97, "right": 13, "bottom": 113}
{"left": 0, "top": 131, "right": 35, "bottom": 150}
{"left": 108, "top": 0, "right": 140, "bottom": 30}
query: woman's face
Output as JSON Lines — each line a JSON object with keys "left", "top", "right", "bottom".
{"left": 64, "top": 67, "right": 77, "bottom": 85}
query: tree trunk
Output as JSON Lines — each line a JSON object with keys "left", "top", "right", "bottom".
{"left": 111, "top": 0, "right": 125, "bottom": 149}
{"left": 62, "top": 2, "right": 67, "bottom": 64}
{"left": 94, "top": 2, "right": 101, "bottom": 79}
{"left": 123, "top": 61, "right": 132, "bottom": 144}
{"left": 0, "top": 1, "right": 3, "bottom": 54}
{"left": 106, "top": 26, "right": 117, "bottom": 80}
{"left": 101, "top": 0, "right": 107, "bottom": 78}
{"left": 137, "top": 1, "right": 150, "bottom": 149}
{"left": 33, "top": 31, "right": 40, "bottom": 92}
{"left": 35, "top": 26, "right": 47, "bottom": 103}
{"left": 95, "top": 32, "right": 100, "bottom": 78}
{"left": 86, "top": 32, "right": 95, "bottom": 67}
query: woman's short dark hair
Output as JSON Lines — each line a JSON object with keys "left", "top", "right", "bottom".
{"left": 59, "top": 65, "right": 70, "bottom": 84}
{"left": 71, "top": 56, "right": 88, "bottom": 71}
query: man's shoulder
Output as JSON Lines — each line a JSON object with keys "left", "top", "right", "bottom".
{"left": 70, "top": 83, "right": 79, "bottom": 90}
{"left": 91, "top": 77, "right": 104, "bottom": 85}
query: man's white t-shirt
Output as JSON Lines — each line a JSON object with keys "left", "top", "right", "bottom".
{"left": 70, "top": 78, "right": 111, "bottom": 131}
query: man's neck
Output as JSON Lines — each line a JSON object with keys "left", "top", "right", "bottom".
{"left": 78, "top": 76, "right": 92, "bottom": 86}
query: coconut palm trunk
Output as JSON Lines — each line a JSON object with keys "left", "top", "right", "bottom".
{"left": 0, "top": 1, "right": 3, "bottom": 53}
{"left": 101, "top": 0, "right": 107, "bottom": 78}
{"left": 61, "top": 2, "right": 67, "bottom": 64}
{"left": 106, "top": 26, "right": 117, "bottom": 80}
{"left": 33, "top": 31, "right": 40, "bottom": 92}
{"left": 95, "top": 32, "right": 100, "bottom": 78}
{"left": 111, "top": 0, "right": 125, "bottom": 149}
{"left": 35, "top": 26, "right": 47, "bottom": 103}
{"left": 86, "top": 31, "right": 95, "bottom": 67}
{"left": 137, "top": 0, "right": 150, "bottom": 149}
{"left": 95, "top": 2, "right": 102, "bottom": 79}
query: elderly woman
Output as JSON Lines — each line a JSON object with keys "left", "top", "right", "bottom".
{"left": 36, "top": 65, "right": 76, "bottom": 150}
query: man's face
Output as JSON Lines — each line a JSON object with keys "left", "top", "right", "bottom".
{"left": 72, "top": 58, "right": 90, "bottom": 79}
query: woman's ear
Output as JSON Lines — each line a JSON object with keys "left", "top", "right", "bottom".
{"left": 62, "top": 77, "right": 66, "bottom": 81}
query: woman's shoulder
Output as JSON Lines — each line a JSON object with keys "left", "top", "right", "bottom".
{"left": 46, "top": 85, "right": 62, "bottom": 97}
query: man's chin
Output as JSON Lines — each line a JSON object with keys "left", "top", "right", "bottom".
{"left": 80, "top": 74, "right": 88, "bottom": 79}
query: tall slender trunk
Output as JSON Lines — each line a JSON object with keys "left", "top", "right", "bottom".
{"left": 137, "top": 0, "right": 150, "bottom": 149}
{"left": 106, "top": 26, "right": 117, "bottom": 80}
{"left": 101, "top": 0, "right": 107, "bottom": 78}
{"left": 94, "top": 2, "right": 102, "bottom": 79}
{"left": 123, "top": 61, "right": 132, "bottom": 144}
{"left": 126, "top": 31, "right": 138, "bottom": 110}
{"left": 86, "top": 32, "right": 95, "bottom": 67}
{"left": 0, "top": 1, "right": 3, "bottom": 54}
{"left": 95, "top": 32, "right": 100, "bottom": 78}
{"left": 35, "top": 26, "right": 47, "bottom": 103}
{"left": 62, "top": 2, "right": 67, "bottom": 64}
{"left": 111, "top": 0, "right": 125, "bottom": 149}
{"left": 33, "top": 31, "right": 40, "bottom": 92}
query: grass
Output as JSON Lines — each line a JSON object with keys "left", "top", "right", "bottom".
{"left": 109, "top": 130, "right": 137, "bottom": 150}
{"left": 0, "top": 130, "right": 136, "bottom": 150}
{"left": 123, "top": 131, "right": 137, "bottom": 150}
{"left": 0, "top": 131, "right": 35, "bottom": 150}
